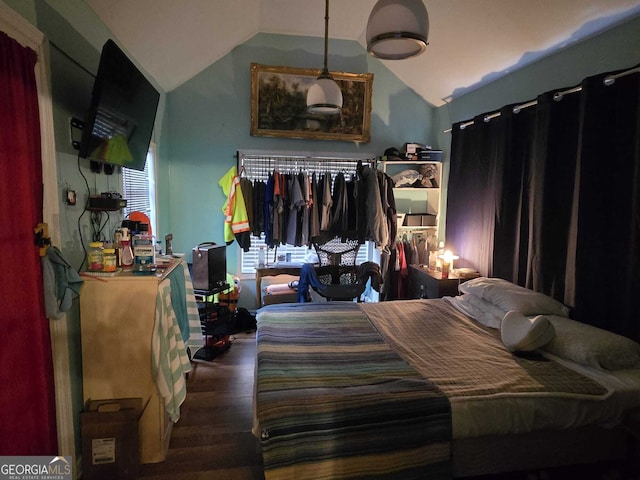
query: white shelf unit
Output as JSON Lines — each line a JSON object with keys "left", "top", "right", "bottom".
{"left": 380, "top": 160, "right": 442, "bottom": 238}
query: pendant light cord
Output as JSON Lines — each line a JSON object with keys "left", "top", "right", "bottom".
{"left": 322, "top": 0, "right": 330, "bottom": 75}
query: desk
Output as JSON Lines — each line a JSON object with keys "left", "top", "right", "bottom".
{"left": 256, "top": 266, "right": 302, "bottom": 307}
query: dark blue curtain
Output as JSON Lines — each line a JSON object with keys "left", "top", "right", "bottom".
{"left": 446, "top": 65, "right": 640, "bottom": 341}
{"left": 571, "top": 70, "right": 640, "bottom": 339}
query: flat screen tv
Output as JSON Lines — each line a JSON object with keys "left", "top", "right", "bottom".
{"left": 79, "top": 39, "right": 160, "bottom": 172}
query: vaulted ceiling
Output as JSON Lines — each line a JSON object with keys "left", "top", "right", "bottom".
{"left": 85, "top": 0, "right": 640, "bottom": 107}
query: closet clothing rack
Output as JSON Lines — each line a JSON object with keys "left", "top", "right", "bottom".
{"left": 237, "top": 149, "right": 377, "bottom": 181}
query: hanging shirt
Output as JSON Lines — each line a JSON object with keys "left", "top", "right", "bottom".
{"left": 299, "top": 172, "right": 310, "bottom": 247}
{"left": 320, "top": 172, "right": 333, "bottom": 231}
{"left": 265, "top": 174, "right": 274, "bottom": 247}
{"left": 286, "top": 173, "right": 305, "bottom": 246}
{"left": 252, "top": 179, "right": 266, "bottom": 237}
{"left": 240, "top": 177, "right": 254, "bottom": 234}
{"left": 330, "top": 171, "right": 348, "bottom": 235}
{"left": 360, "top": 166, "right": 389, "bottom": 248}
{"left": 309, "top": 173, "right": 321, "bottom": 242}
{"left": 272, "top": 171, "right": 283, "bottom": 245}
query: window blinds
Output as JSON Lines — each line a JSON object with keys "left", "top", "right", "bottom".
{"left": 237, "top": 150, "right": 377, "bottom": 274}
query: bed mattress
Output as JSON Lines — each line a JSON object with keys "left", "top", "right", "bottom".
{"left": 361, "top": 299, "right": 640, "bottom": 438}
{"left": 254, "top": 298, "right": 640, "bottom": 478}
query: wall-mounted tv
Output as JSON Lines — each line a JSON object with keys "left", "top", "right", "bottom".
{"left": 79, "top": 39, "right": 160, "bottom": 172}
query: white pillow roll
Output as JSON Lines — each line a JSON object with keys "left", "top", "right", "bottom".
{"left": 501, "top": 310, "right": 555, "bottom": 352}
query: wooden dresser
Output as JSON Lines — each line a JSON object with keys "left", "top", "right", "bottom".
{"left": 80, "top": 263, "right": 181, "bottom": 463}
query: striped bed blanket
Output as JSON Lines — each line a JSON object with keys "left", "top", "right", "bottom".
{"left": 255, "top": 303, "right": 452, "bottom": 480}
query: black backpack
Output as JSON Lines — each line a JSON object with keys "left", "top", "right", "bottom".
{"left": 233, "top": 307, "right": 256, "bottom": 333}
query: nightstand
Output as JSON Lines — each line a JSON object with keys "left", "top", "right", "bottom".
{"left": 408, "top": 265, "right": 478, "bottom": 299}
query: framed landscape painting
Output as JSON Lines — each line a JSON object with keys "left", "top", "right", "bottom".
{"left": 250, "top": 63, "right": 373, "bottom": 143}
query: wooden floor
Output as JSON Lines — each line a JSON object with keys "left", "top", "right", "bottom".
{"left": 139, "top": 333, "right": 264, "bottom": 480}
{"left": 138, "top": 331, "right": 639, "bottom": 480}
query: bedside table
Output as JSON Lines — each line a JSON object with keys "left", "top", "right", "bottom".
{"left": 408, "top": 265, "right": 478, "bottom": 299}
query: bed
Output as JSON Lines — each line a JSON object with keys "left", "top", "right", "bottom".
{"left": 253, "top": 277, "right": 640, "bottom": 479}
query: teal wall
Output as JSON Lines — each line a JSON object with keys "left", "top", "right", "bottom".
{"left": 431, "top": 14, "right": 640, "bottom": 232}
{"left": 4, "top": 0, "right": 169, "bottom": 460}
{"left": 5, "top": 0, "right": 640, "bottom": 464}
{"left": 159, "top": 32, "right": 434, "bottom": 274}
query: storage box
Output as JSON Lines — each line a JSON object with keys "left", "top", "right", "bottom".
{"left": 404, "top": 214, "right": 423, "bottom": 227}
{"left": 192, "top": 242, "right": 227, "bottom": 291}
{"left": 402, "top": 213, "right": 437, "bottom": 227}
{"left": 421, "top": 214, "right": 437, "bottom": 226}
{"left": 417, "top": 149, "right": 443, "bottom": 161}
{"left": 81, "top": 398, "right": 144, "bottom": 480}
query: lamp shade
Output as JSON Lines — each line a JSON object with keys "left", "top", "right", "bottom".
{"left": 307, "top": 72, "right": 343, "bottom": 115}
{"left": 366, "top": 0, "right": 429, "bottom": 60}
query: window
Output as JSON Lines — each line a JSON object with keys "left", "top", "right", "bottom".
{"left": 122, "top": 143, "right": 157, "bottom": 235}
{"left": 238, "top": 150, "right": 377, "bottom": 275}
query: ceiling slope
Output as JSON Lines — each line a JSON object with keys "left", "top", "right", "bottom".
{"left": 85, "top": 0, "right": 640, "bottom": 106}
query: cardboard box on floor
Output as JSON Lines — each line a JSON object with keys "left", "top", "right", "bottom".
{"left": 81, "top": 397, "right": 145, "bottom": 480}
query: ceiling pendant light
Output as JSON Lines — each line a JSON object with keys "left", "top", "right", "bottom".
{"left": 307, "top": 0, "right": 343, "bottom": 115}
{"left": 366, "top": 0, "right": 429, "bottom": 60}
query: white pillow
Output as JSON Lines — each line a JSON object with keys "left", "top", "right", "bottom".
{"left": 263, "top": 283, "right": 296, "bottom": 295}
{"left": 459, "top": 277, "right": 569, "bottom": 317}
{"left": 448, "top": 294, "right": 505, "bottom": 329}
{"left": 541, "top": 316, "right": 640, "bottom": 370}
{"left": 501, "top": 311, "right": 555, "bottom": 352}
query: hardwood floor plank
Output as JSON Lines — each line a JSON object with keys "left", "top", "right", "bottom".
{"left": 139, "top": 333, "right": 263, "bottom": 480}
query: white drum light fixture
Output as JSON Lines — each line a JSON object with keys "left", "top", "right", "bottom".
{"left": 366, "top": 0, "right": 429, "bottom": 60}
{"left": 307, "top": 0, "right": 342, "bottom": 115}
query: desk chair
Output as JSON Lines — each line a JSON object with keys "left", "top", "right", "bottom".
{"left": 297, "top": 262, "right": 382, "bottom": 302}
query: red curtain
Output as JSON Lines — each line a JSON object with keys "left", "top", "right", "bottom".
{"left": 0, "top": 31, "right": 58, "bottom": 454}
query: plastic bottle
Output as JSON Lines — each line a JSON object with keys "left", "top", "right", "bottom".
{"left": 120, "top": 237, "right": 134, "bottom": 268}
{"left": 87, "top": 242, "right": 104, "bottom": 272}
{"left": 258, "top": 246, "right": 266, "bottom": 268}
{"left": 103, "top": 248, "right": 117, "bottom": 272}
{"left": 133, "top": 233, "right": 155, "bottom": 272}
{"left": 428, "top": 251, "right": 437, "bottom": 270}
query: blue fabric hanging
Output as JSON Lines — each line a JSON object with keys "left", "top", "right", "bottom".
{"left": 296, "top": 263, "right": 326, "bottom": 303}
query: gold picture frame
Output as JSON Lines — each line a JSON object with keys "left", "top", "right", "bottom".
{"left": 250, "top": 63, "right": 373, "bottom": 143}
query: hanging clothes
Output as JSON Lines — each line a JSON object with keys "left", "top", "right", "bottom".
{"left": 360, "top": 165, "right": 389, "bottom": 248}
{"left": 252, "top": 179, "right": 265, "bottom": 237}
{"left": 310, "top": 172, "right": 320, "bottom": 242}
{"left": 41, "top": 246, "right": 83, "bottom": 320}
{"left": 329, "top": 171, "right": 348, "bottom": 235}
{"left": 380, "top": 171, "right": 397, "bottom": 248}
{"left": 320, "top": 172, "right": 333, "bottom": 231}
{"left": 219, "top": 166, "right": 251, "bottom": 251}
{"left": 279, "top": 172, "right": 290, "bottom": 246}
{"left": 284, "top": 173, "right": 305, "bottom": 246}
{"left": 299, "top": 172, "right": 310, "bottom": 247}
{"left": 240, "top": 176, "right": 254, "bottom": 236}
{"left": 264, "top": 173, "right": 275, "bottom": 247}
{"left": 272, "top": 171, "right": 283, "bottom": 246}
{"left": 397, "top": 241, "right": 409, "bottom": 299}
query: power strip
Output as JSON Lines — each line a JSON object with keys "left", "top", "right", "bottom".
{"left": 87, "top": 196, "right": 127, "bottom": 211}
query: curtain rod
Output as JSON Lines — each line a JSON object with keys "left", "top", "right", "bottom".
{"left": 444, "top": 65, "right": 640, "bottom": 133}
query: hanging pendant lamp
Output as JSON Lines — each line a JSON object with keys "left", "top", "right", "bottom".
{"left": 366, "top": 0, "right": 429, "bottom": 60}
{"left": 307, "top": 0, "right": 343, "bottom": 115}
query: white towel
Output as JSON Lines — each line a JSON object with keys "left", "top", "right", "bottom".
{"left": 152, "top": 280, "right": 191, "bottom": 422}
